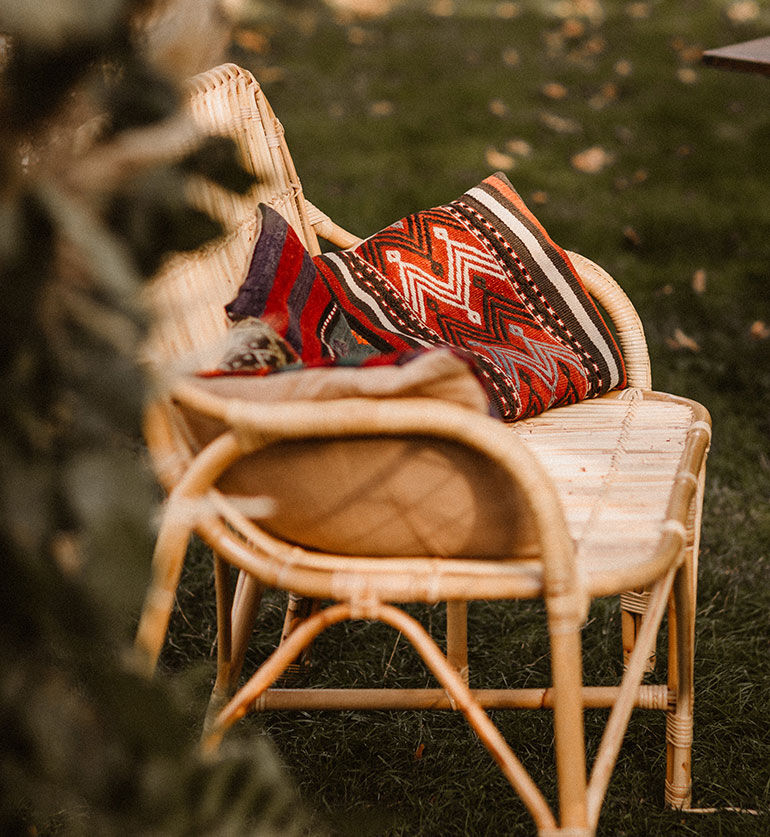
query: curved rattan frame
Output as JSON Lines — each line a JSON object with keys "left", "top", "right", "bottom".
{"left": 133, "top": 63, "right": 711, "bottom": 834}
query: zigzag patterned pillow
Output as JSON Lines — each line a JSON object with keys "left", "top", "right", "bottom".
{"left": 314, "top": 172, "right": 626, "bottom": 420}
{"left": 224, "top": 174, "right": 626, "bottom": 421}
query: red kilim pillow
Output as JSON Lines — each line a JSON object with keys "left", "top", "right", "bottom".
{"left": 224, "top": 173, "right": 626, "bottom": 421}
{"left": 314, "top": 172, "right": 626, "bottom": 420}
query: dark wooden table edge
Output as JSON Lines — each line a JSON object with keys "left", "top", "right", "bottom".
{"left": 702, "top": 36, "right": 770, "bottom": 77}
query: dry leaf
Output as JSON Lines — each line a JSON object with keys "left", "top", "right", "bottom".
{"left": 542, "top": 82, "right": 568, "bottom": 100}
{"left": 584, "top": 35, "right": 606, "bottom": 56}
{"left": 666, "top": 328, "right": 700, "bottom": 352}
{"left": 531, "top": 190, "right": 549, "bottom": 205}
{"left": 539, "top": 111, "right": 582, "bottom": 135}
{"left": 430, "top": 0, "right": 455, "bottom": 16}
{"left": 589, "top": 82, "right": 618, "bottom": 110}
{"left": 626, "top": 2, "right": 651, "bottom": 19}
{"left": 571, "top": 146, "right": 614, "bottom": 173}
{"left": 622, "top": 226, "right": 641, "bottom": 247}
{"left": 562, "top": 18, "right": 586, "bottom": 39}
{"left": 347, "top": 26, "right": 370, "bottom": 45}
{"left": 692, "top": 269, "right": 707, "bottom": 294}
{"left": 234, "top": 28, "right": 269, "bottom": 53}
{"left": 553, "top": 0, "right": 604, "bottom": 21}
{"left": 489, "top": 98, "right": 510, "bottom": 117}
{"left": 326, "top": 0, "right": 395, "bottom": 18}
{"left": 750, "top": 320, "right": 770, "bottom": 340}
{"left": 677, "top": 68, "right": 699, "bottom": 85}
{"left": 495, "top": 1, "right": 521, "bottom": 19}
{"left": 679, "top": 46, "right": 704, "bottom": 65}
{"left": 369, "top": 100, "right": 394, "bottom": 117}
{"left": 615, "top": 58, "right": 633, "bottom": 77}
{"left": 414, "top": 742, "right": 425, "bottom": 760}
{"left": 485, "top": 147, "right": 516, "bottom": 171}
{"left": 727, "top": 1, "right": 760, "bottom": 23}
{"left": 504, "top": 138, "right": 532, "bottom": 157}
{"left": 502, "top": 47, "right": 520, "bottom": 67}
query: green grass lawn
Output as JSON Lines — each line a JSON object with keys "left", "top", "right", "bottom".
{"left": 162, "top": 1, "right": 770, "bottom": 833}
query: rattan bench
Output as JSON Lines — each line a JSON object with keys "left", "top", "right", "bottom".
{"left": 134, "top": 63, "right": 710, "bottom": 835}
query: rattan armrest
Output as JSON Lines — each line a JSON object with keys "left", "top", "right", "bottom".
{"left": 170, "top": 379, "right": 581, "bottom": 601}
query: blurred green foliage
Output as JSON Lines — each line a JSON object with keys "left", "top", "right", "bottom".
{"left": 0, "top": 1, "right": 306, "bottom": 833}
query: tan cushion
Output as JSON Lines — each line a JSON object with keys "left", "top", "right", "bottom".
{"left": 176, "top": 349, "right": 537, "bottom": 558}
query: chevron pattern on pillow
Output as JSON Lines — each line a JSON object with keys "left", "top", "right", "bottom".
{"left": 224, "top": 173, "right": 626, "bottom": 421}
{"left": 315, "top": 172, "right": 626, "bottom": 420}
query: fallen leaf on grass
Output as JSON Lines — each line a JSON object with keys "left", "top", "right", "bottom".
{"left": 504, "top": 138, "right": 532, "bottom": 157}
{"left": 489, "top": 98, "right": 510, "bottom": 117}
{"left": 257, "top": 66, "right": 287, "bottom": 84}
{"left": 727, "top": 1, "right": 760, "bottom": 23}
{"left": 495, "top": 1, "right": 521, "bottom": 19}
{"left": 589, "top": 81, "right": 618, "bottom": 109}
{"left": 485, "top": 147, "right": 516, "bottom": 170}
{"left": 430, "top": 0, "right": 455, "bottom": 16}
{"left": 677, "top": 67, "right": 699, "bottom": 85}
{"left": 677, "top": 45, "right": 704, "bottom": 65}
{"left": 583, "top": 35, "right": 607, "bottom": 56}
{"left": 614, "top": 59, "right": 633, "bottom": 77}
{"left": 327, "top": 0, "right": 394, "bottom": 17}
{"left": 414, "top": 742, "right": 425, "bottom": 760}
{"left": 347, "top": 26, "right": 370, "bottom": 45}
{"left": 369, "top": 100, "right": 394, "bottom": 117}
{"left": 561, "top": 18, "right": 586, "bottom": 39}
{"left": 622, "top": 225, "right": 641, "bottom": 247}
{"left": 502, "top": 47, "right": 520, "bottom": 67}
{"left": 626, "top": 2, "right": 651, "bottom": 19}
{"left": 542, "top": 82, "right": 569, "bottom": 100}
{"left": 571, "top": 146, "right": 614, "bottom": 173}
{"left": 749, "top": 320, "right": 770, "bottom": 340}
{"left": 692, "top": 269, "right": 707, "bottom": 294}
{"left": 666, "top": 328, "right": 700, "bottom": 352}
{"left": 539, "top": 111, "right": 582, "bottom": 134}
{"left": 234, "top": 28, "right": 269, "bottom": 53}
{"left": 552, "top": 0, "right": 604, "bottom": 22}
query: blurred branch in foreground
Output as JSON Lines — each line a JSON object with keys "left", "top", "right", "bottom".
{"left": 0, "top": 1, "right": 306, "bottom": 834}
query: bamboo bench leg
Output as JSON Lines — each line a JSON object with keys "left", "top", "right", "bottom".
{"left": 207, "top": 566, "right": 265, "bottom": 728}
{"left": 665, "top": 562, "right": 695, "bottom": 809}
{"left": 229, "top": 571, "right": 265, "bottom": 689}
{"left": 203, "top": 602, "right": 560, "bottom": 833}
{"left": 277, "top": 594, "right": 319, "bottom": 681}
{"left": 446, "top": 601, "right": 469, "bottom": 684}
{"left": 620, "top": 588, "right": 655, "bottom": 672}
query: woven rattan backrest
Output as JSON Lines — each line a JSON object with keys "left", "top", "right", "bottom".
{"left": 142, "top": 64, "right": 318, "bottom": 377}
{"left": 144, "top": 63, "right": 652, "bottom": 391}
{"left": 186, "top": 64, "right": 319, "bottom": 250}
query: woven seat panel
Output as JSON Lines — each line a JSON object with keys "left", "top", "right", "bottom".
{"left": 512, "top": 391, "right": 696, "bottom": 593}
{"left": 204, "top": 390, "right": 702, "bottom": 604}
